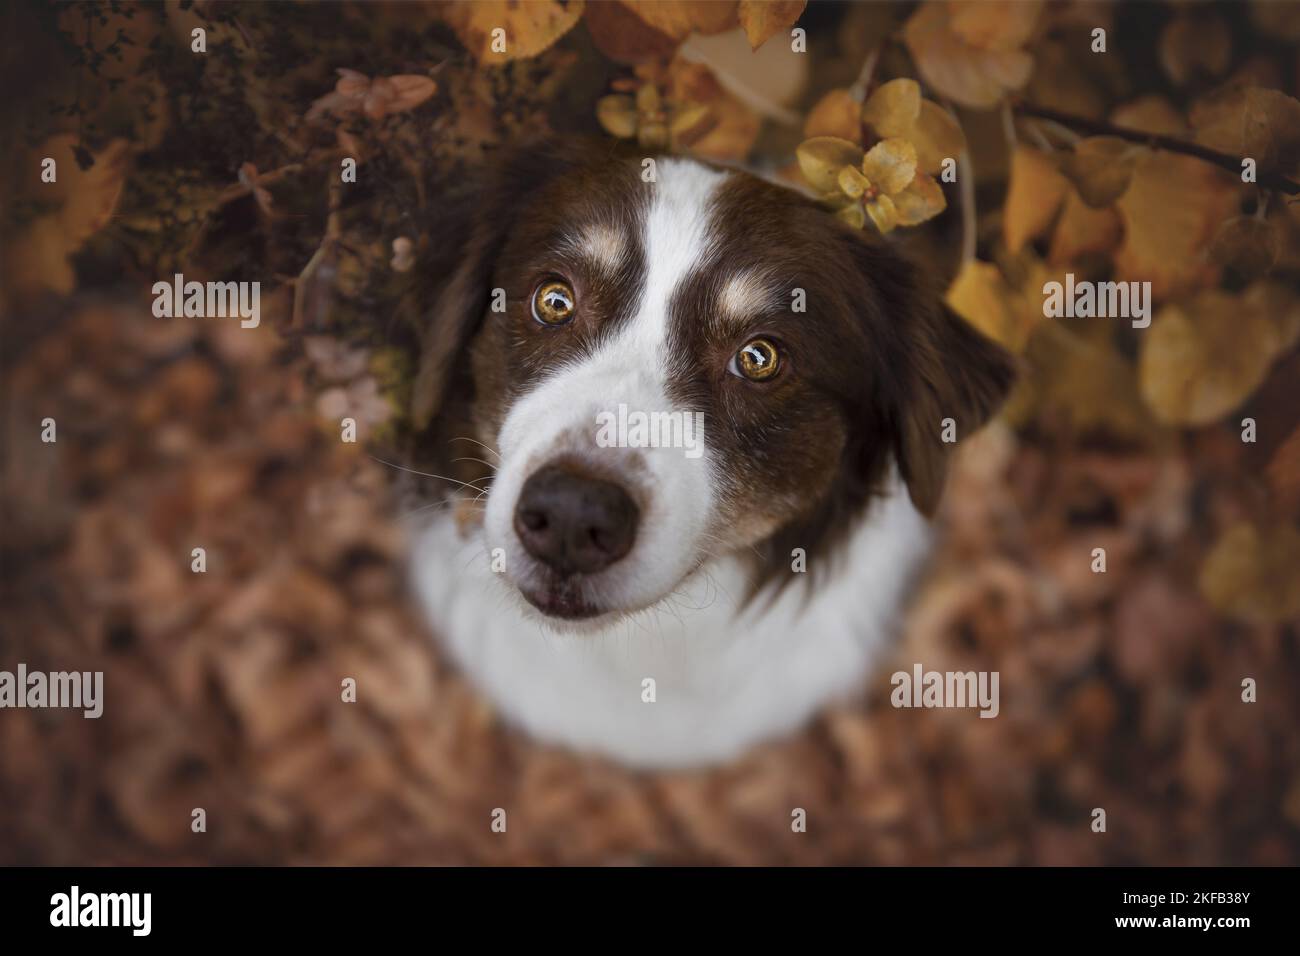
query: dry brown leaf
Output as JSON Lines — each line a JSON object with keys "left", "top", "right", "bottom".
{"left": 1159, "top": 12, "right": 1232, "bottom": 87}
{"left": 1191, "top": 85, "right": 1300, "bottom": 175}
{"left": 903, "top": 1, "right": 1039, "bottom": 109}
{"left": 584, "top": 0, "right": 681, "bottom": 63}
{"left": 1003, "top": 146, "right": 1068, "bottom": 253}
{"left": 946, "top": 259, "right": 1041, "bottom": 354}
{"left": 737, "top": 0, "right": 805, "bottom": 49}
{"left": 1139, "top": 287, "right": 1292, "bottom": 426}
{"left": 1114, "top": 152, "right": 1234, "bottom": 300}
{"left": 1199, "top": 523, "right": 1300, "bottom": 625}
{"left": 1267, "top": 425, "right": 1300, "bottom": 518}
{"left": 3, "top": 136, "right": 130, "bottom": 297}
{"left": 620, "top": 0, "right": 739, "bottom": 40}
{"left": 1208, "top": 215, "right": 1282, "bottom": 281}
{"left": 804, "top": 88, "right": 862, "bottom": 142}
{"left": 1057, "top": 137, "right": 1138, "bottom": 209}
{"left": 1110, "top": 96, "right": 1188, "bottom": 137}
{"left": 669, "top": 60, "right": 760, "bottom": 161}
{"left": 444, "top": 0, "right": 585, "bottom": 62}
{"left": 1048, "top": 192, "right": 1122, "bottom": 265}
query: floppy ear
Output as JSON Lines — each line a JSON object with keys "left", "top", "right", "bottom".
{"left": 410, "top": 144, "right": 576, "bottom": 430}
{"left": 894, "top": 295, "right": 1016, "bottom": 516}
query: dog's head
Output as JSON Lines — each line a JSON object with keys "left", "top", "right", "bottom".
{"left": 413, "top": 143, "right": 1013, "bottom": 626}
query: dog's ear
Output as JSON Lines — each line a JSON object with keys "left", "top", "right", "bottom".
{"left": 410, "top": 145, "right": 574, "bottom": 430}
{"left": 839, "top": 228, "right": 1015, "bottom": 517}
{"left": 893, "top": 294, "right": 1016, "bottom": 516}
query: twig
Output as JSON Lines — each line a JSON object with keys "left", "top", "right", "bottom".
{"left": 1012, "top": 99, "right": 1300, "bottom": 195}
{"left": 849, "top": 45, "right": 882, "bottom": 104}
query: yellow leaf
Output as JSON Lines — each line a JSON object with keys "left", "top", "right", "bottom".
{"left": 1057, "top": 137, "right": 1138, "bottom": 209}
{"left": 837, "top": 165, "right": 869, "bottom": 198}
{"left": 1003, "top": 146, "right": 1068, "bottom": 253}
{"left": 1114, "top": 152, "right": 1234, "bottom": 300}
{"left": 910, "top": 100, "right": 966, "bottom": 176}
{"left": 444, "top": 0, "right": 584, "bottom": 62}
{"left": 946, "top": 259, "right": 1039, "bottom": 354}
{"left": 796, "top": 136, "right": 863, "bottom": 193}
{"left": 737, "top": 0, "right": 806, "bottom": 49}
{"left": 948, "top": 0, "right": 1043, "bottom": 53}
{"left": 1199, "top": 523, "right": 1300, "bottom": 625}
{"left": 668, "top": 60, "right": 759, "bottom": 161}
{"left": 1047, "top": 192, "right": 1122, "bottom": 265}
{"left": 2, "top": 136, "right": 130, "bottom": 298}
{"left": 1139, "top": 288, "right": 1290, "bottom": 426}
{"left": 1159, "top": 11, "right": 1231, "bottom": 87}
{"left": 892, "top": 174, "right": 947, "bottom": 226}
{"left": 861, "top": 138, "right": 917, "bottom": 195}
{"left": 865, "top": 193, "right": 898, "bottom": 233}
{"left": 1110, "top": 95, "right": 1188, "bottom": 137}
{"left": 903, "top": 0, "right": 1036, "bottom": 109}
{"left": 619, "top": 1, "right": 739, "bottom": 40}
{"left": 861, "top": 78, "right": 921, "bottom": 139}
{"left": 596, "top": 94, "right": 639, "bottom": 138}
{"left": 803, "top": 89, "right": 862, "bottom": 142}
{"left": 1190, "top": 84, "right": 1300, "bottom": 175}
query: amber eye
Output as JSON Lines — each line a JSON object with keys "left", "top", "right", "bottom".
{"left": 531, "top": 279, "right": 576, "bottom": 326}
{"left": 731, "top": 338, "right": 781, "bottom": 381}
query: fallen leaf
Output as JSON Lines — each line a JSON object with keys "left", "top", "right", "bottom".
{"left": 903, "top": 1, "right": 1039, "bottom": 109}
{"left": 737, "top": 0, "right": 806, "bottom": 49}
{"left": 444, "top": 0, "right": 585, "bottom": 62}
{"left": 1139, "top": 287, "right": 1292, "bottom": 426}
{"left": 1191, "top": 85, "right": 1300, "bottom": 175}
{"left": 1199, "top": 523, "right": 1300, "bottom": 625}
{"left": 1048, "top": 191, "right": 1122, "bottom": 265}
{"left": 1057, "top": 137, "right": 1138, "bottom": 209}
{"left": 1208, "top": 216, "right": 1281, "bottom": 281}
{"left": 1114, "top": 152, "right": 1234, "bottom": 300}
{"left": 1003, "top": 146, "right": 1068, "bottom": 253}
{"left": 620, "top": 0, "right": 738, "bottom": 40}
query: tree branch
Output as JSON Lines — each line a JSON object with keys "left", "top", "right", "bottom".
{"left": 1011, "top": 99, "right": 1300, "bottom": 196}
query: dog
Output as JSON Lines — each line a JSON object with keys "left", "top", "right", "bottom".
{"left": 405, "top": 143, "right": 1013, "bottom": 768}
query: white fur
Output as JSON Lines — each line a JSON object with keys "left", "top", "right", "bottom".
{"left": 410, "top": 159, "right": 933, "bottom": 767}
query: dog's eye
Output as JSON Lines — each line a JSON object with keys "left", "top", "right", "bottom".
{"left": 729, "top": 338, "right": 781, "bottom": 382}
{"left": 531, "top": 279, "right": 576, "bottom": 326}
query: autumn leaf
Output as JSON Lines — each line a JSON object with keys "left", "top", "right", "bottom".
{"left": 584, "top": 0, "right": 680, "bottom": 63}
{"left": 1208, "top": 216, "right": 1282, "bottom": 281}
{"left": 903, "top": 0, "right": 1041, "bottom": 109}
{"left": 861, "top": 78, "right": 966, "bottom": 176}
{"left": 1199, "top": 523, "right": 1300, "bottom": 625}
{"left": 306, "top": 69, "right": 437, "bottom": 122}
{"left": 444, "top": 0, "right": 585, "bottom": 62}
{"left": 1159, "top": 11, "right": 1231, "bottom": 87}
{"left": 1048, "top": 192, "right": 1122, "bottom": 265}
{"left": 1190, "top": 84, "right": 1300, "bottom": 175}
{"left": 619, "top": 1, "right": 739, "bottom": 40}
{"left": 3, "top": 136, "right": 130, "bottom": 297}
{"left": 804, "top": 89, "right": 862, "bottom": 142}
{"left": 797, "top": 136, "right": 944, "bottom": 232}
{"left": 1056, "top": 137, "right": 1139, "bottom": 209}
{"left": 737, "top": 0, "right": 806, "bottom": 49}
{"left": 1114, "top": 152, "right": 1235, "bottom": 300}
{"left": 1139, "top": 285, "right": 1298, "bottom": 426}
{"left": 1003, "top": 146, "right": 1068, "bottom": 253}
{"left": 946, "top": 259, "right": 1042, "bottom": 354}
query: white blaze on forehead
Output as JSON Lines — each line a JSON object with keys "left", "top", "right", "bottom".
{"left": 717, "top": 268, "right": 777, "bottom": 332}
{"left": 627, "top": 159, "right": 730, "bottom": 352}
{"left": 568, "top": 221, "right": 628, "bottom": 274}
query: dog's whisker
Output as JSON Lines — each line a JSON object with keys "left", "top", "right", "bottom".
{"left": 369, "top": 454, "right": 489, "bottom": 494}
{"left": 448, "top": 435, "right": 502, "bottom": 464}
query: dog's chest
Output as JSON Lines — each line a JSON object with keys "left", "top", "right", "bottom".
{"left": 409, "top": 478, "right": 931, "bottom": 768}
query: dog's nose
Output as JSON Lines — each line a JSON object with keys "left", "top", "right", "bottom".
{"left": 514, "top": 465, "right": 639, "bottom": 576}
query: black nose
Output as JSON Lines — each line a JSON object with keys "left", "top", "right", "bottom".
{"left": 513, "top": 465, "right": 639, "bottom": 576}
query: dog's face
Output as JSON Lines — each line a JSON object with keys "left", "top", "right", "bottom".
{"left": 413, "top": 145, "right": 1013, "bottom": 626}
